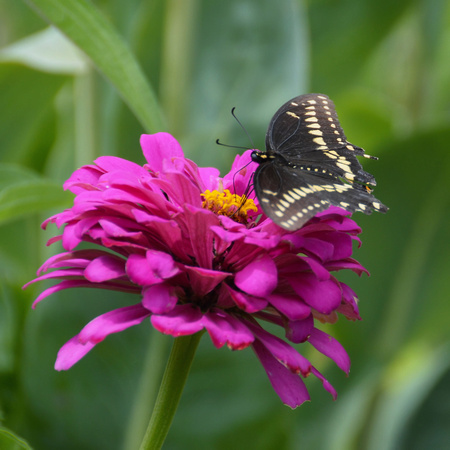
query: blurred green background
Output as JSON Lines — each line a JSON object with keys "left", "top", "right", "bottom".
{"left": 0, "top": 0, "right": 449, "bottom": 449}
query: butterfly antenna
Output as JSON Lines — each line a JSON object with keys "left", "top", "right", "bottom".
{"left": 215, "top": 139, "right": 248, "bottom": 150}
{"left": 231, "top": 107, "right": 256, "bottom": 150}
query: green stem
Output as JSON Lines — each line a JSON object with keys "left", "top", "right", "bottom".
{"left": 122, "top": 331, "right": 171, "bottom": 450}
{"left": 139, "top": 332, "right": 203, "bottom": 450}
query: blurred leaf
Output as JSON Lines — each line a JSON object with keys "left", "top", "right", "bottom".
{"left": 0, "top": 26, "right": 88, "bottom": 74}
{"left": 0, "top": 64, "right": 65, "bottom": 167}
{"left": 0, "top": 164, "right": 72, "bottom": 224}
{"left": 309, "top": 0, "right": 415, "bottom": 93}
{"left": 401, "top": 360, "right": 450, "bottom": 450}
{"left": 0, "top": 428, "right": 32, "bottom": 450}
{"left": 24, "top": 0, "right": 165, "bottom": 132}
{"left": 0, "top": 164, "right": 39, "bottom": 189}
{"left": 365, "top": 344, "right": 450, "bottom": 450}
{"left": 18, "top": 289, "right": 151, "bottom": 450}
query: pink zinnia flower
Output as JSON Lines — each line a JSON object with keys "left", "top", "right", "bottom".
{"left": 25, "top": 132, "right": 367, "bottom": 408}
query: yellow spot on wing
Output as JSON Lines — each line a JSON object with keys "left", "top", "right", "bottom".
{"left": 294, "top": 188, "right": 306, "bottom": 197}
{"left": 286, "top": 111, "right": 300, "bottom": 119}
{"left": 283, "top": 193, "right": 295, "bottom": 203}
{"left": 326, "top": 151, "right": 339, "bottom": 159}
{"left": 313, "top": 137, "right": 327, "bottom": 146}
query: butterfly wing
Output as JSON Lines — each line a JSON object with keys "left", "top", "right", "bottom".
{"left": 253, "top": 93, "right": 387, "bottom": 230}
{"left": 253, "top": 159, "right": 387, "bottom": 230}
{"left": 265, "top": 93, "right": 375, "bottom": 185}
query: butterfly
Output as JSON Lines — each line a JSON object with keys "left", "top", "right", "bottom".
{"left": 251, "top": 93, "right": 388, "bottom": 230}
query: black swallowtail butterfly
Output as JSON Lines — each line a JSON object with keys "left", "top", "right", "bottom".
{"left": 251, "top": 93, "right": 388, "bottom": 230}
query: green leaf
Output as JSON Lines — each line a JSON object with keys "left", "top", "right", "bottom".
{"left": 0, "top": 164, "right": 72, "bottom": 224}
{"left": 0, "top": 64, "right": 66, "bottom": 167}
{"left": 0, "top": 428, "right": 32, "bottom": 450}
{"left": 0, "top": 26, "right": 88, "bottom": 75}
{"left": 365, "top": 344, "right": 450, "bottom": 450}
{"left": 24, "top": 0, "right": 165, "bottom": 132}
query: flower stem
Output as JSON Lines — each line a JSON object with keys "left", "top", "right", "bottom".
{"left": 139, "top": 332, "right": 203, "bottom": 450}
{"left": 123, "top": 331, "right": 171, "bottom": 450}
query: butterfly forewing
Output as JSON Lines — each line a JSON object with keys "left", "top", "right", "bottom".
{"left": 266, "top": 94, "right": 349, "bottom": 155}
{"left": 253, "top": 93, "right": 388, "bottom": 230}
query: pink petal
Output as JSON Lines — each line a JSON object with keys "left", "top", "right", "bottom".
{"left": 31, "top": 280, "right": 96, "bottom": 308}
{"left": 308, "top": 328, "right": 350, "bottom": 373}
{"left": 84, "top": 255, "right": 126, "bottom": 282}
{"left": 93, "top": 155, "right": 148, "bottom": 177}
{"left": 234, "top": 254, "right": 277, "bottom": 297}
{"left": 202, "top": 309, "right": 254, "bottom": 350}
{"left": 311, "top": 366, "right": 338, "bottom": 400}
{"left": 164, "top": 172, "right": 203, "bottom": 207}
{"left": 224, "top": 284, "right": 268, "bottom": 313}
{"left": 198, "top": 166, "right": 220, "bottom": 191}
{"left": 324, "top": 232, "right": 353, "bottom": 260}
{"left": 103, "top": 186, "right": 173, "bottom": 218}
{"left": 182, "top": 205, "right": 219, "bottom": 269}
{"left": 151, "top": 304, "right": 204, "bottom": 336}
{"left": 325, "top": 257, "right": 369, "bottom": 276}
{"left": 24, "top": 268, "right": 85, "bottom": 288}
{"left": 78, "top": 304, "right": 151, "bottom": 344}
{"left": 246, "top": 321, "right": 311, "bottom": 376}
{"left": 37, "top": 250, "right": 111, "bottom": 273}
{"left": 286, "top": 314, "right": 314, "bottom": 343}
{"left": 55, "top": 336, "right": 96, "bottom": 371}
{"left": 64, "top": 165, "right": 104, "bottom": 193}
{"left": 210, "top": 223, "right": 246, "bottom": 244}
{"left": 183, "top": 265, "right": 230, "bottom": 297}
{"left": 213, "top": 217, "right": 281, "bottom": 250}
{"left": 290, "top": 236, "right": 334, "bottom": 262}
{"left": 337, "top": 283, "right": 361, "bottom": 320}
{"left": 142, "top": 283, "right": 178, "bottom": 314}
{"left": 127, "top": 251, "right": 179, "bottom": 286}
{"left": 288, "top": 273, "right": 342, "bottom": 315}
{"left": 252, "top": 339, "right": 310, "bottom": 408}
{"left": 243, "top": 232, "right": 282, "bottom": 250}
{"left": 276, "top": 253, "right": 330, "bottom": 281}
{"left": 267, "top": 292, "right": 311, "bottom": 321}
{"left": 132, "top": 212, "right": 188, "bottom": 259}
{"left": 98, "top": 217, "right": 144, "bottom": 238}
{"left": 140, "top": 133, "right": 184, "bottom": 173}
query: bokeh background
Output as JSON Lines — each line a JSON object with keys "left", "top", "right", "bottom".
{"left": 1, "top": 0, "right": 449, "bottom": 449}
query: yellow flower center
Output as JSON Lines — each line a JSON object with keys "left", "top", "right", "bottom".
{"left": 201, "top": 187, "right": 258, "bottom": 224}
